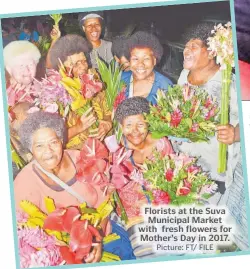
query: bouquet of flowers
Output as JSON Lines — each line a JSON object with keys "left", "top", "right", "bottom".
{"left": 207, "top": 22, "right": 234, "bottom": 173}
{"left": 142, "top": 152, "right": 217, "bottom": 205}
{"left": 59, "top": 62, "right": 103, "bottom": 123}
{"left": 146, "top": 84, "right": 219, "bottom": 142}
{"left": 17, "top": 197, "right": 121, "bottom": 267}
{"left": 96, "top": 57, "right": 125, "bottom": 142}
{"left": 75, "top": 138, "right": 129, "bottom": 223}
{"left": 32, "top": 70, "right": 72, "bottom": 116}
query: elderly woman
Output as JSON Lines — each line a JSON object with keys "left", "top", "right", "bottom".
{"left": 78, "top": 12, "right": 113, "bottom": 69}
{"left": 4, "top": 41, "right": 41, "bottom": 107}
{"left": 121, "top": 31, "right": 173, "bottom": 105}
{"left": 114, "top": 96, "right": 173, "bottom": 165}
{"left": 177, "top": 22, "right": 240, "bottom": 196}
{"left": 14, "top": 111, "right": 136, "bottom": 262}
{"left": 48, "top": 34, "right": 112, "bottom": 149}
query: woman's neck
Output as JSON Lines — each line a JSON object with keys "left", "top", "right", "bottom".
{"left": 37, "top": 152, "right": 75, "bottom": 185}
{"left": 188, "top": 62, "right": 220, "bottom": 86}
{"left": 91, "top": 39, "right": 102, "bottom": 48}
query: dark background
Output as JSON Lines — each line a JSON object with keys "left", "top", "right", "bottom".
{"left": 1, "top": 1, "right": 231, "bottom": 82}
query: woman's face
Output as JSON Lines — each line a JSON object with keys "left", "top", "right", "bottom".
{"left": 9, "top": 54, "right": 37, "bottom": 85}
{"left": 121, "top": 114, "right": 148, "bottom": 146}
{"left": 130, "top": 47, "right": 156, "bottom": 80}
{"left": 31, "top": 128, "right": 63, "bottom": 171}
{"left": 83, "top": 18, "right": 102, "bottom": 43}
{"left": 183, "top": 39, "right": 210, "bottom": 71}
{"left": 63, "top": 52, "right": 89, "bottom": 78}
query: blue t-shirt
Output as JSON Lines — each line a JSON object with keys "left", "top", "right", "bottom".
{"left": 121, "top": 70, "right": 173, "bottom": 105}
{"left": 19, "top": 31, "right": 39, "bottom": 42}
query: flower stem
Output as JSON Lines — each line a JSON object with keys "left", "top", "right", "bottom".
{"left": 218, "top": 65, "right": 232, "bottom": 173}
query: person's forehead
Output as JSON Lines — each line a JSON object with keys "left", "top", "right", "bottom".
{"left": 124, "top": 114, "right": 145, "bottom": 122}
{"left": 11, "top": 56, "right": 35, "bottom": 67}
{"left": 186, "top": 39, "right": 204, "bottom": 46}
{"left": 84, "top": 17, "right": 101, "bottom": 26}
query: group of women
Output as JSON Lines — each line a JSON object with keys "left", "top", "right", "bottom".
{"left": 3, "top": 11, "right": 245, "bottom": 262}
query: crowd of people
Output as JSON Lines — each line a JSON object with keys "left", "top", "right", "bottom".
{"left": 1, "top": 10, "right": 248, "bottom": 265}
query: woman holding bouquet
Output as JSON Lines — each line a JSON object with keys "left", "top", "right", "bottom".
{"left": 177, "top": 22, "right": 240, "bottom": 195}
{"left": 114, "top": 96, "right": 174, "bottom": 166}
{"left": 120, "top": 31, "right": 173, "bottom": 105}
{"left": 14, "top": 111, "right": 135, "bottom": 262}
{"left": 48, "top": 34, "right": 112, "bottom": 149}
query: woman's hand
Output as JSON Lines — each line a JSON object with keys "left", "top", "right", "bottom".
{"left": 77, "top": 107, "right": 97, "bottom": 133}
{"left": 216, "top": 124, "right": 240, "bottom": 145}
{"left": 85, "top": 243, "right": 102, "bottom": 263}
{"left": 89, "top": 120, "right": 112, "bottom": 141}
{"left": 50, "top": 25, "right": 61, "bottom": 42}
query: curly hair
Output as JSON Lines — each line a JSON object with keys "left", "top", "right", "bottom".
{"left": 49, "top": 34, "right": 92, "bottom": 70}
{"left": 128, "top": 31, "right": 163, "bottom": 63}
{"left": 114, "top": 96, "right": 150, "bottom": 123}
{"left": 182, "top": 21, "right": 216, "bottom": 47}
{"left": 111, "top": 35, "right": 130, "bottom": 59}
{"left": 19, "top": 111, "right": 66, "bottom": 151}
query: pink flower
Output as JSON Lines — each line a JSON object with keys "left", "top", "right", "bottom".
{"left": 204, "top": 97, "right": 213, "bottom": 108}
{"left": 114, "top": 87, "right": 126, "bottom": 111}
{"left": 205, "top": 106, "right": 217, "bottom": 120}
{"left": 104, "top": 135, "right": 120, "bottom": 153}
{"left": 190, "top": 123, "right": 199, "bottom": 133}
{"left": 165, "top": 168, "right": 174, "bottom": 182}
{"left": 187, "top": 165, "right": 200, "bottom": 175}
{"left": 117, "top": 181, "right": 147, "bottom": 218}
{"left": 27, "top": 106, "right": 40, "bottom": 114}
{"left": 152, "top": 189, "right": 171, "bottom": 205}
{"left": 170, "top": 109, "right": 182, "bottom": 127}
{"left": 80, "top": 74, "right": 103, "bottom": 99}
{"left": 18, "top": 227, "right": 63, "bottom": 268}
{"left": 178, "top": 179, "right": 192, "bottom": 196}
{"left": 16, "top": 210, "right": 29, "bottom": 223}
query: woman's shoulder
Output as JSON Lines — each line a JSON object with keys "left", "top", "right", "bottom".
{"left": 177, "top": 69, "right": 189, "bottom": 85}
{"left": 14, "top": 162, "right": 36, "bottom": 184}
{"left": 65, "top": 149, "right": 80, "bottom": 163}
{"left": 101, "top": 39, "right": 112, "bottom": 48}
{"left": 121, "top": 71, "right": 132, "bottom": 82}
{"left": 154, "top": 70, "right": 173, "bottom": 88}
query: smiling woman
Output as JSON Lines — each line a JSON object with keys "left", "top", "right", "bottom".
{"left": 121, "top": 31, "right": 173, "bottom": 105}
{"left": 78, "top": 12, "right": 113, "bottom": 69}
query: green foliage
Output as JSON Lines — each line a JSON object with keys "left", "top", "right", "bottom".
{"left": 143, "top": 151, "right": 214, "bottom": 205}
{"left": 146, "top": 84, "right": 219, "bottom": 142}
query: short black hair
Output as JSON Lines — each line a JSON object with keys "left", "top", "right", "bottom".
{"left": 111, "top": 35, "right": 130, "bottom": 59}
{"left": 115, "top": 96, "right": 150, "bottom": 123}
{"left": 128, "top": 31, "right": 163, "bottom": 63}
{"left": 182, "top": 21, "right": 216, "bottom": 47}
{"left": 49, "top": 34, "right": 92, "bottom": 70}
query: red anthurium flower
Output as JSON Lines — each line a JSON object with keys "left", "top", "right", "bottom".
{"left": 43, "top": 207, "right": 80, "bottom": 233}
{"left": 80, "top": 74, "right": 102, "bottom": 99}
{"left": 187, "top": 165, "right": 200, "bottom": 175}
{"left": 59, "top": 246, "right": 80, "bottom": 264}
{"left": 179, "top": 179, "right": 192, "bottom": 196}
{"left": 152, "top": 189, "right": 171, "bottom": 205}
{"left": 69, "top": 220, "right": 102, "bottom": 263}
{"left": 110, "top": 147, "right": 134, "bottom": 189}
{"left": 76, "top": 138, "right": 110, "bottom": 186}
{"left": 170, "top": 109, "right": 183, "bottom": 127}
{"left": 165, "top": 168, "right": 174, "bottom": 182}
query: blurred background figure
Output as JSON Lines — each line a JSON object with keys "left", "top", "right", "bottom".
{"left": 18, "top": 22, "right": 39, "bottom": 43}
